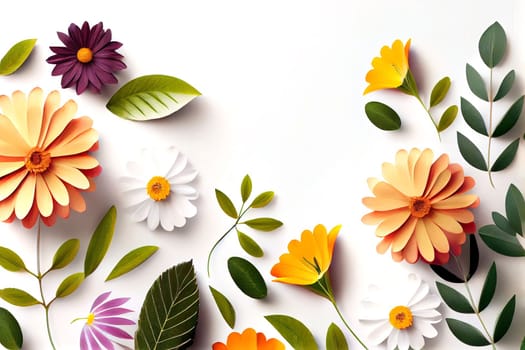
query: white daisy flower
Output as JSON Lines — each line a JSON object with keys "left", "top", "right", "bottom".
{"left": 358, "top": 273, "right": 442, "bottom": 350}
{"left": 120, "top": 146, "right": 198, "bottom": 231}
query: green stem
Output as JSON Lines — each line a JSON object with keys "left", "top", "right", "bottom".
{"left": 414, "top": 94, "right": 441, "bottom": 141}
{"left": 487, "top": 68, "right": 495, "bottom": 188}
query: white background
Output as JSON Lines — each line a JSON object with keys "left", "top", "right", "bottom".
{"left": 0, "top": 0, "right": 524, "bottom": 349}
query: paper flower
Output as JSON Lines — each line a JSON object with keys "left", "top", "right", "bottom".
{"left": 212, "top": 328, "right": 285, "bottom": 350}
{"left": 47, "top": 21, "right": 126, "bottom": 94}
{"left": 75, "top": 291, "right": 135, "bottom": 350}
{"left": 362, "top": 148, "right": 479, "bottom": 264}
{"left": 358, "top": 274, "right": 442, "bottom": 350}
{"left": 0, "top": 88, "right": 101, "bottom": 228}
{"left": 121, "top": 146, "right": 198, "bottom": 231}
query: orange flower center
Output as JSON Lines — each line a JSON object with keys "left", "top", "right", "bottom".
{"left": 25, "top": 147, "right": 51, "bottom": 173}
{"left": 77, "top": 47, "right": 93, "bottom": 63}
{"left": 408, "top": 196, "right": 431, "bottom": 218}
{"left": 146, "top": 176, "right": 171, "bottom": 201}
{"left": 389, "top": 305, "right": 413, "bottom": 329}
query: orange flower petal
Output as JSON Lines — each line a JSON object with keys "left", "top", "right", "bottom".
{"left": 428, "top": 211, "right": 463, "bottom": 233}
{"left": 429, "top": 167, "right": 464, "bottom": 203}
{"left": 375, "top": 208, "right": 411, "bottom": 236}
{"left": 432, "top": 194, "right": 478, "bottom": 209}
{"left": 362, "top": 196, "right": 408, "bottom": 211}
{"left": 42, "top": 99, "right": 76, "bottom": 149}
{"left": 27, "top": 88, "right": 44, "bottom": 146}
{"left": 0, "top": 114, "right": 30, "bottom": 156}
{"left": 391, "top": 216, "right": 417, "bottom": 249}
{"left": 403, "top": 234, "right": 419, "bottom": 263}
{"left": 434, "top": 208, "right": 474, "bottom": 223}
{"left": 0, "top": 170, "right": 27, "bottom": 200}
{"left": 423, "top": 218, "right": 450, "bottom": 253}
{"left": 0, "top": 161, "right": 25, "bottom": 177}
{"left": 43, "top": 171, "right": 69, "bottom": 206}
{"left": 424, "top": 154, "right": 450, "bottom": 197}
{"left": 52, "top": 155, "right": 99, "bottom": 170}
{"left": 38, "top": 90, "right": 61, "bottom": 147}
{"left": 35, "top": 175, "right": 53, "bottom": 217}
{"left": 11, "top": 91, "right": 29, "bottom": 144}
{"left": 377, "top": 235, "right": 393, "bottom": 254}
{"left": 0, "top": 194, "right": 16, "bottom": 221}
{"left": 14, "top": 175, "right": 36, "bottom": 219}
{"left": 415, "top": 219, "right": 435, "bottom": 262}
{"left": 412, "top": 148, "right": 433, "bottom": 195}
{"left": 52, "top": 162, "right": 90, "bottom": 189}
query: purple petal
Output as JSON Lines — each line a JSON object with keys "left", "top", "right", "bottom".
{"left": 91, "top": 326, "right": 115, "bottom": 350}
{"left": 76, "top": 66, "right": 90, "bottom": 94}
{"left": 48, "top": 46, "right": 76, "bottom": 56}
{"left": 102, "top": 42, "right": 123, "bottom": 51}
{"left": 96, "top": 307, "right": 133, "bottom": 317}
{"left": 93, "top": 297, "right": 130, "bottom": 313}
{"left": 93, "top": 58, "right": 125, "bottom": 73}
{"left": 68, "top": 23, "right": 83, "bottom": 48}
{"left": 92, "top": 30, "right": 112, "bottom": 53}
{"left": 80, "top": 21, "right": 91, "bottom": 46}
{"left": 85, "top": 327, "right": 102, "bottom": 350}
{"left": 90, "top": 292, "right": 112, "bottom": 311}
{"left": 94, "top": 324, "right": 133, "bottom": 340}
{"left": 80, "top": 327, "right": 90, "bottom": 350}
{"left": 52, "top": 61, "right": 77, "bottom": 75}
{"left": 88, "top": 23, "right": 104, "bottom": 49}
{"left": 86, "top": 68, "right": 103, "bottom": 91}
{"left": 47, "top": 54, "right": 76, "bottom": 64}
{"left": 57, "top": 31, "right": 75, "bottom": 48}
{"left": 95, "top": 316, "right": 135, "bottom": 326}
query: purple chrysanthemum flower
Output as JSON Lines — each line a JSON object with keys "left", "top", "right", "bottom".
{"left": 78, "top": 291, "right": 135, "bottom": 350}
{"left": 47, "top": 21, "right": 126, "bottom": 94}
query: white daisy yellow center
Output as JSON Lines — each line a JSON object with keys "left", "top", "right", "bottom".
{"left": 147, "top": 176, "right": 171, "bottom": 201}
{"left": 86, "top": 312, "right": 95, "bottom": 326}
{"left": 25, "top": 147, "right": 51, "bottom": 173}
{"left": 408, "top": 196, "right": 431, "bottom": 218}
{"left": 389, "top": 305, "right": 413, "bottom": 329}
{"left": 77, "top": 47, "right": 93, "bottom": 63}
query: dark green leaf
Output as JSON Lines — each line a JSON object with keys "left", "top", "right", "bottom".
{"left": 243, "top": 218, "right": 283, "bottom": 231}
{"left": 478, "top": 262, "right": 497, "bottom": 312}
{"left": 479, "top": 225, "right": 525, "bottom": 257}
{"left": 479, "top": 21, "right": 506, "bottom": 68}
{"left": 493, "top": 295, "right": 516, "bottom": 342}
{"left": 430, "top": 77, "right": 451, "bottom": 107}
{"left": 521, "top": 336, "right": 525, "bottom": 350}
{"left": 209, "top": 286, "right": 235, "bottom": 329}
{"left": 430, "top": 264, "right": 463, "bottom": 283}
{"left": 492, "top": 211, "right": 516, "bottom": 234}
{"left": 50, "top": 239, "right": 80, "bottom": 271}
{"left": 0, "top": 247, "right": 25, "bottom": 272}
{"left": 491, "top": 138, "right": 519, "bottom": 171}
{"left": 492, "top": 96, "right": 524, "bottom": 137}
{"left": 468, "top": 234, "right": 479, "bottom": 280}
{"left": 237, "top": 230, "right": 264, "bottom": 257}
{"left": 265, "top": 314, "right": 318, "bottom": 350}
{"left": 0, "top": 38, "right": 36, "bottom": 76}
{"left": 437, "top": 105, "right": 458, "bottom": 132}
{"left": 494, "top": 70, "right": 515, "bottom": 101}
{"left": 436, "top": 282, "right": 474, "bottom": 313}
{"left": 215, "top": 189, "right": 238, "bottom": 219}
{"left": 227, "top": 257, "right": 267, "bottom": 299}
{"left": 364, "top": 101, "right": 401, "bottom": 130}
{"left": 446, "top": 318, "right": 490, "bottom": 346}
{"left": 0, "top": 307, "right": 22, "bottom": 349}
{"left": 326, "top": 323, "right": 348, "bottom": 350}
{"left": 55, "top": 272, "right": 84, "bottom": 298}
{"left": 505, "top": 183, "right": 525, "bottom": 234}
{"left": 457, "top": 132, "right": 488, "bottom": 171}
{"left": 135, "top": 261, "right": 199, "bottom": 350}
{"left": 84, "top": 206, "right": 117, "bottom": 277}
{"left": 105, "top": 246, "right": 158, "bottom": 281}
{"left": 460, "top": 97, "right": 488, "bottom": 135}
{"left": 466, "top": 64, "right": 488, "bottom": 101}
{"left": 0, "top": 289, "right": 39, "bottom": 307}
{"left": 250, "top": 191, "right": 275, "bottom": 208}
{"left": 240, "top": 175, "right": 252, "bottom": 203}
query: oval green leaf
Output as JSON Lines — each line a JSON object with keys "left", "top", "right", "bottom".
{"left": 0, "top": 247, "right": 25, "bottom": 272}
{"left": 105, "top": 246, "right": 158, "bottom": 281}
{"left": 436, "top": 282, "right": 474, "bottom": 313}
{"left": 55, "top": 272, "right": 84, "bottom": 298}
{"left": 215, "top": 189, "right": 238, "bottom": 219}
{"left": 478, "top": 262, "right": 497, "bottom": 312}
{"left": 326, "top": 323, "right": 348, "bottom": 350}
{"left": 479, "top": 21, "right": 506, "bottom": 68}
{"left": 460, "top": 97, "right": 487, "bottom": 135}
{"left": 521, "top": 336, "right": 525, "bottom": 350}
{"left": 479, "top": 225, "right": 525, "bottom": 257}
{"left": 494, "top": 295, "right": 516, "bottom": 342}
{"left": 227, "top": 256, "right": 267, "bottom": 299}
{"left": 494, "top": 70, "right": 515, "bottom": 101}
{"left": 240, "top": 174, "right": 252, "bottom": 203}
{"left": 430, "top": 76, "right": 451, "bottom": 107}
{"left": 364, "top": 101, "right": 401, "bottom": 131}
{"left": 446, "top": 318, "right": 490, "bottom": 346}
{"left": 0, "top": 307, "right": 23, "bottom": 349}
{"left": 437, "top": 105, "right": 458, "bottom": 132}
{"left": 50, "top": 239, "right": 80, "bottom": 271}
{"left": 491, "top": 138, "right": 519, "bottom": 172}
{"left": 243, "top": 218, "right": 283, "bottom": 231}
{"left": 467, "top": 234, "right": 480, "bottom": 281}
{"left": 265, "top": 314, "right": 318, "bottom": 350}
{"left": 492, "top": 96, "right": 524, "bottom": 137}
{"left": 250, "top": 191, "right": 275, "bottom": 208}
{"left": 209, "top": 286, "right": 236, "bottom": 329}
{"left": 505, "top": 184, "right": 525, "bottom": 234}
{"left": 492, "top": 211, "right": 516, "bottom": 234}
{"left": 84, "top": 206, "right": 117, "bottom": 277}
{"left": 0, "top": 38, "right": 36, "bottom": 76}
{"left": 0, "top": 289, "right": 39, "bottom": 307}
{"left": 466, "top": 64, "right": 488, "bottom": 101}
{"left": 237, "top": 230, "right": 264, "bottom": 257}
{"left": 106, "top": 74, "right": 201, "bottom": 121}
{"left": 457, "top": 132, "right": 488, "bottom": 171}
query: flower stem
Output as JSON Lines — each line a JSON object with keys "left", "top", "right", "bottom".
{"left": 330, "top": 298, "right": 369, "bottom": 350}
{"left": 487, "top": 68, "right": 495, "bottom": 188}
{"left": 414, "top": 94, "right": 441, "bottom": 141}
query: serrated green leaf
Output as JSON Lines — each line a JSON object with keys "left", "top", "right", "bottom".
{"left": 250, "top": 191, "right": 275, "bottom": 208}
{"left": 479, "top": 225, "right": 525, "bottom": 257}
{"left": 106, "top": 74, "right": 201, "bottom": 121}
{"left": 460, "top": 97, "right": 488, "bottom": 135}
{"left": 430, "top": 77, "right": 451, "bottom": 107}
{"left": 265, "top": 314, "right": 318, "bottom": 350}
{"left": 243, "top": 217, "right": 283, "bottom": 231}
{"left": 478, "top": 262, "right": 497, "bottom": 312}
{"left": 209, "top": 286, "right": 236, "bottom": 329}
{"left": 492, "top": 96, "right": 524, "bottom": 137}
{"left": 505, "top": 184, "right": 525, "bottom": 234}
{"left": 491, "top": 138, "right": 519, "bottom": 172}
{"left": 437, "top": 105, "right": 458, "bottom": 132}
{"left": 494, "top": 295, "right": 516, "bottom": 342}
{"left": 240, "top": 174, "right": 252, "bottom": 203}
{"left": 0, "top": 247, "right": 25, "bottom": 272}
{"left": 135, "top": 261, "right": 199, "bottom": 350}
{"left": 430, "top": 264, "right": 463, "bottom": 283}
{"left": 364, "top": 101, "right": 401, "bottom": 130}
{"left": 228, "top": 257, "right": 267, "bottom": 299}
{"left": 479, "top": 21, "right": 506, "bottom": 68}
{"left": 436, "top": 282, "right": 474, "bottom": 313}
{"left": 237, "top": 230, "right": 264, "bottom": 257}
{"left": 492, "top": 211, "right": 516, "bottom": 234}
{"left": 0, "top": 38, "right": 36, "bottom": 76}
{"left": 55, "top": 272, "right": 84, "bottom": 298}
{"left": 326, "top": 323, "right": 348, "bottom": 350}
{"left": 50, "top": 239, "right": 80, "bottom": 271}
{"left": 468, "top": 234, "right": 479, "bottom": 280}
{"left": 0, "top": 289, "right": 39, "bottom": 307}
{"left": 0, "top": 307, "right": 22, "bottom": 349}
{"left": 466, "top": 64, "right": 488, "bottom": 101}
{"left": 457, "top": 132, "right": 488, "bottom": 171}
{"left": 105, "top": 246, "right": 158, "bottom": 281}
{"left": 215, "top": 189, "right": 238, "bottom": 219}
{"left": 84, "top": 206, "right": 116, "bottom": 277}
{"left": 447, "top": 318, "right": 490, "bottom": 346}
{"left": 494, "top": 70, "right": 515, "bottom": 101}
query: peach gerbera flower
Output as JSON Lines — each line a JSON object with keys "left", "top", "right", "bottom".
{"left": 362, "top": 148, "right": 479, "bottom": 264}
{"left": 0, "top": 88, "right": 101, "bottom": 228}
{"left": 212, "top": 328, "right": 284, "bottom": 350}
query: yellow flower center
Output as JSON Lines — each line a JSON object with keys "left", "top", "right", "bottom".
{"left": 25, "top": 147, "right": 51, "bottom": 173}
{"left": 77, "top": 47, "right": 93, "bottom": 63}
{"left": 86, "top": 313, "right": 95, "bottom": 326}
{"left": 389, "top": 305, "right": 413, "bottom": 329}
{"left": 147, "top": 176, "right": 171, "bottom": 201}
{"left": 408, "top": 196, "right": 431, "bottom": 218}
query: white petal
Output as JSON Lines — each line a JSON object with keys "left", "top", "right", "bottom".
{"left": 387, "top": 329, "right": 400, "bottom": 350}
{"left": 131, "top": 200, "right": 152, "bottom": 222}
{"left": 159, "top": 201, "right": 176, "bottom": 231}
{"left": 166, "top": 152, "right": 187, "bottom": 178}
{"left": 414, "top": 318, "right": 439, "bottom": 338}
{"left": 365, "top": 319, "right": 392, "bottom": 345}
{"left": 173, "top": 196, "right": 197, "bottom": 219}
{"left": 407, "top": 279, "right": 429, "bottom": 306}
{"left": 120, "top": 176, "right": 146, "bottom": 191}
{"left": 411, "top": 295, "right": 441, "bottom": 312}
{"left": 126, "top": 160, "right": 145, "bottom": 177}
{"left": 396, "top": 330, "right": 410, "bottom": 350}
{"left": 169, "top": 169, "right": 198, "bottom": 185}
{"left": 412, "top": 308, "right": 441, "bottom": 320}
{"left": 172, "top": 184, "right": 198, "bottom": 198}
{"left": 359, "top": 300, "right": 390, "bottom": 321}
{"left": 147, "top": 203, "right": 160, "bottom": 230}
{"left": 122, "top": 188, "right": 149, "bottom": 207}
{"left": 407, "top": 327, "right": 425, "bottom": 350}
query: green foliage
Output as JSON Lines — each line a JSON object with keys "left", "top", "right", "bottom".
{"left": 494, "top": 70, "right": 515, "bottom": 101}
{"left": 457, "top": 132, "right": 488, "bottom": 171}
{"left": 490, "top": 138, "right": 519, "bottom": 172}
{"left": 437, "top": 105, "right": 458, "bottom": 132}
{"left": 0, "top": 247, "right": 26, "bottom": 272}
{"left": 478, "top": 21, "right": 506, "bottom": 68}
{"left": 460, "top": 98, "right": 487, "bottom": 135}
{"left": 0, "top": 289, "right": 39, "bottom": 307}
{"left": 105, "top": 246, "right": 158, "bottom": 281}
{"left": 250, "top": 191, "right": 275, "bottom": 208}
{"left": 209, "top": 286, "right": 236, "bottom": 328}
{"left": 446, "top": 318, "right": 490, "bottom": 346}
{"left": 84, "top": 206, "right": 117, "bottom": 277}
{"left": 55, "top": 273, "right": 84, "bottom": 298}
{"left": 466, "top": 64, "right": 488, "bottom": 101}
{"left": 50, "top": 239, "right": 80, "bottom": 271}
{"left": 227, "top": 257, "right": 267, "bottom": 299}
{"left": 243, "top": 218, "right": 283, "bottom": 231}
{"left": 326, "top": 323, "right": 348, "bottom": 350}
{"left": 430, "top": 76, "right": 451, "bottom": 107}
{"left": 215, "top": 189, "right": 238, "bottom": 219}
{"left": 0, "top": 307, "right": 22, "bottom": 349}
{"left": 265, "top": 314, "right": 318, "bottom": 350}
{"left": 436, "top": 282, "right": 474, "bottom": 313}
{"left": 240, "top": 174, "right": 252, "bottom": 203}
{"left": 478, "top": 262, "right": 497, "bottom": 312}
{"left": 492, "top": 96, "right": 523, "bottom": 137}
{"left": 493, "top": 295, "right": 516, "bottom": 342}
{"left": 364, "top": 101, "right": 401, "bottom": 130}
{"left": 237, "top": 230, "right": 264, "bottom": 257}
{"left": 0, "top": 38, "right": 36, "bottom": 75}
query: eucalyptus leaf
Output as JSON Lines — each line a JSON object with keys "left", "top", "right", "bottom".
{"left": 491, "top": 138, "right": 519, "bottom": 172}
{"left": 227, "top": 257, "right": 267, "bottom": 299}
{"left": 0, "top": 289, "right": 39, "bottom": 307}
{"left": 436, "top": 282, "right": 474, "bottom": 313}
{"left": 105, "top": 246, "right": 158, "bottom": 281}
{"left": 460, "top": 97, "right": 488, "bottom": 135}
{"left": 430, "top": 77, "right": 451, "bottom": 107}
{"left": 237, "top": 230, "right": 264, "bottom": 257}
{"left": 243, "top": 218, "right": 283, "bottom": 231}
{"left": 446, "top": 318, "right": 490, "bottom": 346}
{"left": 494, "top": 70, "right": 515, "bottom": 101}
{"left": 491, "top": 211, "right": 516, "bottom": 234}
{"left": 0, "top": 38, "right": 36, "bottom": 76}
{"left": 492, "top": 96, "right": 524, "bottom": 137}
{"left": 326, "top": 323, "right": 348, "bottom": 350}
{"left": 437, "top": 105, "right": 458, "bottom": 132}
{"left": 106, "top": 74, "right": 201, "bottom": 121}
{"left": 265, "top": 314, "right": 318, "bottom": 350}
{"left": 457, "top": 132, "right": 488, "bottom": 171}
{"left": 479, "top": 21, "right": 506, "bottom": 68}
{"left": 55, "top": 272, "right": 84, "bottom": 298}
{"left": 478, "top": 224, "right": 525, "bottom": 257}
{"left": 135, "top": 260, "right": 199, "bottom": 350}
{"left": 429, "top": 264, "right": 463, "bottom": 283}
{"left": 493, "top": 295, "right": 516, "bottom": 342}
{"left": 50, "top": 239, "right": 80, "bottom": 271}
{"left": 466, "top": 64, "right": 488, "bottom": 101}
{"left": 209, "top": 286, "right": 236, "bottom": 329}
{"left": 250, "top": 191, "right": 275, "bottom": 208}
{"left": 215, "top": 189, "right": 238, "bottom": 219}
{"left": 478, "top": 262, "right": 497, "bottom": 312}
{"left": 84, "top": 206, "right": 117, "bottom": 277}
{"left": 240, "top": 174, "right": 252, "bottom": 203}
{"left": 505, "top": 183, "right": 525, "bottom": 234}
{"left": 364, "top": 101, "right": 401, "bottom": 130}
{"left": 0, "top": 247, "right": 25, "bottom": 272}
{"left": 0, "top": 307, "right": 22, "bottom": 349}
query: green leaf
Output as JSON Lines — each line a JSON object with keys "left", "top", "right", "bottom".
{"left": 364, "top": 101, "right": 401, "bottom": 131}
{"left": 135, "top": 261, "right": 199, "bottom": 350}
{"left": 467, "top": 234, "right": 479, "bottom": 280}
{"left": 521, "top": 336, "right": 525, "bottom": 350}
{"left": 430, "top": 77, "right": 451, "bottom": 107}
{"left": 106, "top": 74, "right": 201, "bottom": 121}
{"left": 105, "top": 246, "right": 158, "bottom": 281}
{"left": 0, "top": 307, "right": 23, "bottom": 349}
{"left": 0, "top": 247, "right": 25, "bottom": 272}
{"left": 84, "top": 206, "right": 117, "bottom": 277}
{"left": 505, "top": 183, "right": 525, "bottom": 234}
{"left": 493, "top": 295, "right": 516, "bottom": 342}
{"left": 265, "top": 314, "right": 318, "bottom": 350}
{"left": 326, "top": 323, "right": 348, "bottom": 350}
{"left": 215, "top": 189, "right": 238, "bottom": 219}
{"left": 227, "top": 257, "right": 267, "bottom": 299}
{"left": 237, "top": 230, "right": 264, "bottom": 257}
{"left": 209, "top": 286, "right": 236, "bottom": 329}
{"left": 0, "top": 289, "right": 39, "bottom": 307}
{"left": 492, "top": 211, "right": 516, "bottom": 234}
{"left": 466, "top": 64, "right": 488, "bottom": 101}
{"left": 457, "top": 132, "right": 488, "bottom": 171}
{"left": 243, "top": 218, "right": 283, "bottom": 231}
{"left": 479, "top": 21, "right": 506, "bottom": 68}
{"left": 479, "top": 225, "right": 525, "bottom": 257}
{"left": 430, "top": 264, "right": 463, "bottom": 283}
{"left": 0, "top": 38, "right": 36, "bottom": 76}
{"left": 50, "top": 239, "right": 80, "bottom": 271}
{"left": 55, "top": 272, "right": 84, "bottom": 298}
{"left": 491, "top": 138, "right": 519, "bottom": 172}
{"left": 447, "top": 318, "right": 490, "bottom": 346}
{"left": 436, "top": 282, "right": 474, "bottom": 313}
{"left": 250, "top": 191, "right": 275, "bottom": 208}
{"left": 492, "top": 96, "right": 524, "bottom": 137}
{"left": 437, "top": 105, "right": 458, "bottom": 132}
{"left": 494, "top": 70, "right": 515, "bottom": 101}
{"left": 240, "top": 175, "right": 252, "bottom": 203}
{"left": 478, "top": 262, "right": 497, "bottom": 312}
{"left": 460, "top": 97, "right": 488, "bottom": 135}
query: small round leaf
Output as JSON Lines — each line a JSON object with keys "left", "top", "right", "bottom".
{"left": 364, "top": 101, "right": 401, "bottom": 131}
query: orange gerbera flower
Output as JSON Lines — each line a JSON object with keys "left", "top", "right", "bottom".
{"left": 212, "top": 328, "right": 285, "bottom": 350}
{"left": 0, "top": 88, "right": 101, "bottom": 228}
{"left": 362, "top": 148, "right": 479, "bottom": 264}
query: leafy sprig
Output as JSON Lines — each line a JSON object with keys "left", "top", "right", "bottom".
{"left": 0, "top": 38, "right": 36, "bottom": 76}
